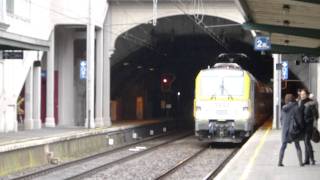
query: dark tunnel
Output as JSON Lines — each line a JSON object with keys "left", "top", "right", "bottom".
{"left": 110, "top": 15, "right": 273, "bottom": 126}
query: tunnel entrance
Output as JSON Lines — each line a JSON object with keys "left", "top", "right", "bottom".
{"left": 110, "top": 15, "right": 273, "bottom": 127}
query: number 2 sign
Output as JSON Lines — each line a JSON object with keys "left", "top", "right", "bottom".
{"left": 254, "top": 36, "right": 271, "bottom": 51}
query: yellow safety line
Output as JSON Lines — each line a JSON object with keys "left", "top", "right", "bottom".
{"left": 239, "top": 125, "right": 271, "bottom": 180}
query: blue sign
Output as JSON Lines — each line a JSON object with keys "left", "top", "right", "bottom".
{"left": 80, "top": 60, "right": 87, "bottom": 80}
{"left": 41, "top": 71, "right": 46, "bottom": 78}
{"left": 282, "top": 61, "right": 288, "bottom": 80}
{"left": 254, "top": 36, "right": 271, "bottom": 51}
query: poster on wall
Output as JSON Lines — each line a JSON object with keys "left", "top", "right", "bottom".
{"left": 282, "top": 61, "right": 288, "bottom": 80}
{"left": 80, "top": 60, "right": 87, "bottom": 80}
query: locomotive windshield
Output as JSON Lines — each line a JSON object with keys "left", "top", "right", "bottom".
{"left": 200, "top": 76, "right": 244, "bottom": 97}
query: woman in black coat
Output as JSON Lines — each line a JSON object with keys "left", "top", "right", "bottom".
{"left": 278, "top": 94, "right": 303, "bottom": 166}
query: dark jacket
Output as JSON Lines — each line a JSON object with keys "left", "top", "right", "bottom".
{"left": 281, "top": 102, "right": 304, "bottom": 143}
{"left": 301, "top": 99, "right": 312, "bottom": 123}
{"left": 305, "top": 100, "right": 318, "bottom": 121}
{"left": 301, "top": 98, "right": 318, "bottom": 135}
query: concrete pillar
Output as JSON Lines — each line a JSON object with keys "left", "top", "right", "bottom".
{"left": 317, "top": 57, "right": 320, "bottom": 100}
{"left": 57, "top": 28, "right": 75, "bottom": 126}
{"left": 0, "top": 60, "right": 6, "bottom": 133}
{"left": 0, "top": 0, "right": 6, "bottom": 22}
{"left": 95, "top": 29, "right": 104, "bottom": 127}
{"left": 85, "top": 0, "right": 95, "bottom": 128}
{"left": 103, "top": 50, "right": 112, "bottom": 127}
{"left": 0, "top": 61, "right": 6, "bottom": 132}
{"left": 33, "top": 61, "right": 42, "bottom": 129}
{"left": 45, "top": 30, "right": 56, "bottom": 127}
{"left": 103, "top": 10, "right": 112, "bottom": 127}
{"left": 309, "top": 60, "right": 318, "bottom": 96}
{"left": 316, "top": 60, "right": 320, "bottom": 95}
{"left": 317, "top": 57, "right": 320, "bottom": 128}
{"left": 25, "top": 67, "right": 33, "bottom": 130}
{"left": 272, "top": 54, "right": 282, "bottom": 129}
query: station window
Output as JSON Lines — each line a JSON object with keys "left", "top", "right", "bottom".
{"left": 6, "top": 0, "right": 31, "bottom": 21}
{"left": 6, "top": 0, "right": 14, "bottom": 14}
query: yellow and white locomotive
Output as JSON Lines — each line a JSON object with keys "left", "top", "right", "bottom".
{"left": 194, "top": 63, "right": 272, "bottom": 143}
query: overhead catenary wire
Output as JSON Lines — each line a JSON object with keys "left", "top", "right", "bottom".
{"left": 30, "top": 0, "right": 229, "bottom": 54}
{"left": 119, "top": 0, "right": 230, "bottom": 52}
{"left": 113, "top": 0, "right": 152, "bottom": 38}
{"left": 173, "top": 0, "right": 230, "bottom": 51}
{"left": 153, "top": 0, "right": 158, "bottom": 26}
{"left": 205, "top": 24, "right": 242, "bottom": 28}
{"left": 111, "top": 0, "right": 171, "bottom": 58}
{"left": 111, "top": 0, "right": 180, "bottom": 57}
{"left": 104, "top": 28, "right": 167, "bottom": 57}
{"left": 193, "top": 0, "right": 204, "bottom": 24}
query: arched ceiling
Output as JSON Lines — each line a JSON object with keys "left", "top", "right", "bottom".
{"left": 111, "top": 15, "right": 252, "bottom": 67}
{"left": 110, "top": 15, "right": 273, "bottom": 98}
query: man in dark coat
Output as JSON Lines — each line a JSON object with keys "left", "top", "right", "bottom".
{"left": 300, "top": 89, "right": 316, "bottom": 165}
{"left": 278, "top": 94, "right": 303, "bottom": 167}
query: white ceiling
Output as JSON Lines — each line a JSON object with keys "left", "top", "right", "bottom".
{"left": 245, "top": 0, "right": 320, "bottom": 49}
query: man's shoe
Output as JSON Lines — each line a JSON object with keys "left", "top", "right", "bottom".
{"left": 311, "top": 160, "right": 315, "bottom": 165}
{"left": 278, "top": 163, "right": 284, "bottom": 167}
{"left": 303, "top": 161, "right": 310, "bottom": 165}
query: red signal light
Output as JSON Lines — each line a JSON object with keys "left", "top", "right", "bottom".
{"left": 162, "top": 78, "right": 168, "bottom": 83}
{"left": 160, "top": 73, "right": 175, "bottom": 92}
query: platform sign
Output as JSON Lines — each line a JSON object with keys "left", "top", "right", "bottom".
{"left": 80, "top": 60, "right": 87, "bottom": 80}
{"left": 2, "top": 51, "right": 23, "bottom": 59}
{"left": 282, "top": 61, "right": 288, "bottom": 80}
{"left": 254, "top": 36, "right": 271, "bottom": 51}
{"left": 41, "top": 70, "right": 46, "bottom": 78}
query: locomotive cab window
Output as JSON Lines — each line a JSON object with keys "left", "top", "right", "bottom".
{"left": 200, "top": 76, "right": 244, "bottom": 97}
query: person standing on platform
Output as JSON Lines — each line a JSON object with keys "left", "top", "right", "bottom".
{"left": 278, "top": 94, "right": 304, "bottom": 167}
{"left": 300, "top": 89, "right": 316, "bottom": 165}
{"left": 309, "top": 93, "right": 319, "bottom": 128}
{"left": 17, "top": 96, "right": 24, "bottom": 123}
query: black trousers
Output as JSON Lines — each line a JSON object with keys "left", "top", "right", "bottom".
{"left": 279, "top": 141, "right": 302, "bottom": 164}
{"left": 304, "top": 129, "right": 315, "bottom": 163}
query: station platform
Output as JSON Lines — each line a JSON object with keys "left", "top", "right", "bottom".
{"left": 216, "top": 121, "right": 320, "bottom": 180}
{"left": 0, "top": 119, "right": 168, "bottom": 151}
{"left": 0, "top": 119, "right": 177, "bottom": 176}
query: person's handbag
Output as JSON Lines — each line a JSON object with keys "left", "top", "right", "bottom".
{"left": 311, "top": 127, "right": 320, "bottom": 143}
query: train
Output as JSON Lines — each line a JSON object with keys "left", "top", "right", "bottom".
{"left": 194, "top": 62, "right": 272, "bottom": 143}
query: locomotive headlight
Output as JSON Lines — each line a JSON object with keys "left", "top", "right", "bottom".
{"left": 196, "top": 106, "right": 202, "bottom": 111}
{"left": 195, "top": 106, "right": 202, "bottom": 117}
{"left": 241, "top": 105, "right": 250, "bottom": 119}
{"left": 242, "top": 108, "right": 250, "bottom": 119}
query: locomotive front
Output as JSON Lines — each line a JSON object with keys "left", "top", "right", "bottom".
{"left": 194, "top": 63, "right": 255, "bottom": 143}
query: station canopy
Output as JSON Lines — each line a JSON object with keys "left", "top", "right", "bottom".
{"left": 237, "top": 0, "right": 320, "bottom": 56}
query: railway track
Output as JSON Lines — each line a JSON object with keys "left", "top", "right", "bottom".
{"left": 12, "top": 131, "right": 192, "bottom": 180}
{"left": 203, "top": 148, "right": 239, "bottom": 180}
{"left": 12, "top": 132, "right": 239, "bottom": 180}
{"left": 65, "top": 133, "right": 192, "bottom": 180}
{"left": 155, "top": 146, "right": 209, "bottom": 180}
{"left": 156, "top": 146, "right": 239, "bottom": 180}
